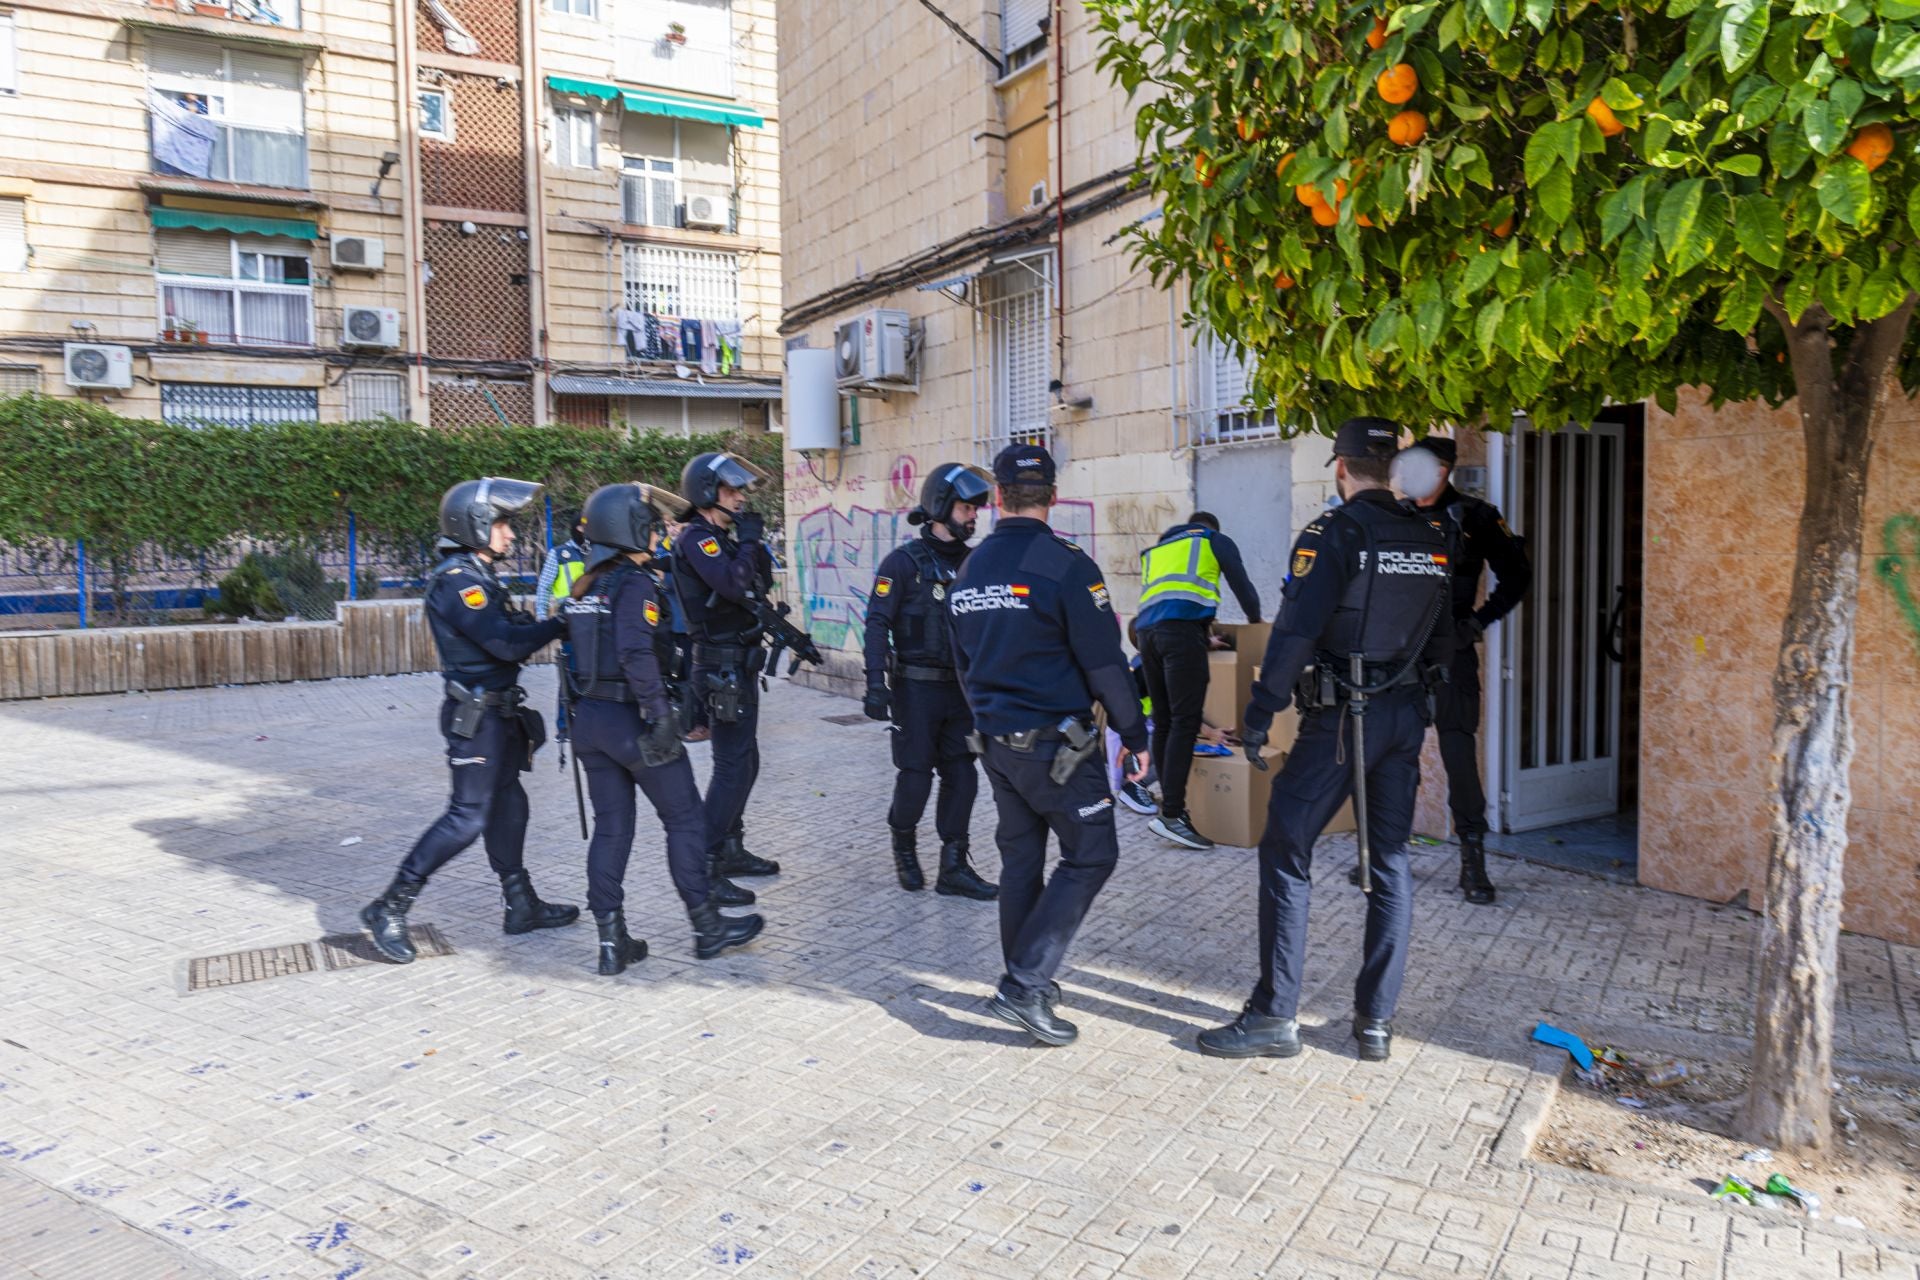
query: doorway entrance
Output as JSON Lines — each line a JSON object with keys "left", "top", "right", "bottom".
{"left": 1490, "top": 408, "right": 1644, "bottom": 835}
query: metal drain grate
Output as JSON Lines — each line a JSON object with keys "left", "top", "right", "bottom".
{"left": 319, "top": 925, "right": 455, "bottom": 971}
{"left": 822, "top": 713, "right": 873, "bottom": 726}
{"left": 186, "top": 943, "right": 316, "bottom": 991}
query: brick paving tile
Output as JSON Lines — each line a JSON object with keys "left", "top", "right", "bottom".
{"left": 1, "top": 670, "right": 1917, "bottom": 1279}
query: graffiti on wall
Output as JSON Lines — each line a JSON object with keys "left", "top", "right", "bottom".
{"left": 1876, "top": 514, "right": 1920, "bottom": 664}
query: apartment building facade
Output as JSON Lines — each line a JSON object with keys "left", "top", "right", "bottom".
{"left": 0, "top": 0, "right": 780, "bottom": 430}
{"left": 775, "top": 1, "right": 1920, "bottom": 946}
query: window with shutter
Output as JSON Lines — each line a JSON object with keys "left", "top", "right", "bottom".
{"left": 154, "top": 231, "right": 313, "bottom": 347}
{"left": 554, "top": 106, "right": 597, "bottom": 168}
{"left": 346, "top": 372, "right": 408, "bottom": 420}
{"left": 985, "top": 255, "right": 1053, "bottom": 454}
{"left": 154, "top": 228, "right": 231, "bottom": 277}
{"left": 1002, "top": 0, "right": 1048, "bottom": 63}
{"left": 0, "top": 197, "right": 25, "bottom": 273}
{"left": 0, "top": 364, "right": 39, "bottom": 395}
{"left": 147, "top": 37, "right": 307, "bottom": 187}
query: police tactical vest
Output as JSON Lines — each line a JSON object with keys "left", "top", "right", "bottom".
{"left": 1321, "top": 501, "right": 1450, "bottom": 663}
{"left": 1138, "top": 528, "right": 1221, "bottom": 611}
{"left": 896, "top": 537, "right": 961, "bottom": 667}
{"left": 427, "top": 552, "right": 517, "bottom": 684}
{"left": 671, "top": 519, "right": 761, "bottom": 644}
{"left": 560, "top": 563, "right": 636, "bottom": 702}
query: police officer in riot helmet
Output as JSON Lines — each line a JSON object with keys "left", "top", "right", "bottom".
{"left": 671, "top": 451, "right": 780, "bottom": 905}
{"left": 560, "top": 482, "right": 763, "bottom": 973}
{"left": 863, "top": 462, "right": 997, "bottom": 900}
{"left": 1198, "top": 419, "right": 1453, "bottom": 1063}
{"left": 360, "top": 477, "right": 578, "bottom": 965}
{"left": 949, "top": 445, "right": 1152, "bottom": 1047}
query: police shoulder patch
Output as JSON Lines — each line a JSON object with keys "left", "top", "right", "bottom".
{"left": 1302, "top": 520, "right": 1326, "bottom": 537}
{"left": 698, "top": 536, "right": 721, "bottom": 557}
{"left": 1053, "top": 534, "right": 1083, "bottom": 554}
{"left": 874, "top": 576, "right": 892, "bottom": 597}
{"left": 643, "top": 599, "right": 661, "bottom": 626}
{"left": 1291, "top": 548, "right": 1318, "bottom": 577}
{"left": 459, "top": 585, "right": 488, "bottom": 610}
{"left": 1088, "top": 581, "right": 1112, "bottom": 611}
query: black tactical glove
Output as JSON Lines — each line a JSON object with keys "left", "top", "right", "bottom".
{"left": 863, "top": 686, "right": 891, "bottom": 721}
{"left": 1242, "top": 724, "right": 1270, "bottom": 771}
{"left": 638, "top": 710, "right": 685, "bottom": 766}
{"left": 1461, "top": 616, "right": 1486, "bottom": 643}
{"left": 735, "top": 510, "right": 766, "bottom": 543}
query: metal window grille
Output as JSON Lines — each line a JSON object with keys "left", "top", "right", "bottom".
{"left": 621, "top": 243, "right": 740, "bottom": 323}
{"left": 161, "top": 383, "right": 317, "bottom": 427}
{"left": 981, "top": 254, "right": 1052, "bottom": 460}
{"left": 0, "top": 364, "right": 40, "bottom": 394}
{"left": 0, "top": 197, "right": 24, "bottom": 272}
{"left": 345, "top": 372, "right": 407, "bottom": 420}
{"left": 1178, "top": 329, "right": 1283, "bottom": 451}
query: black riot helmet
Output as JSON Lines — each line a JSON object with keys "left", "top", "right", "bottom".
{"left": 907, "top": 462, "right": 993, "bottom": 540}
{"left": 680, "top": 451, "right": 770, "bottom": 510}
{"left": 580, "top": 482, "right": 691, "bottom": 570}
{"left": 438, "top": 476, "right": 545, "bottom": 552}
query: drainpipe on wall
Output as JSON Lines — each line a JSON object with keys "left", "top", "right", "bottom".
{"left": 396, "top": 0, "right": 430, "bottom": 421}
{"left": 521, "top": 0, "right": 552, "bottom": 422}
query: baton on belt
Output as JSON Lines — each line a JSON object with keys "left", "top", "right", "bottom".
{"left": 1348, "top": 652, "right": 1373, "bottom": 895}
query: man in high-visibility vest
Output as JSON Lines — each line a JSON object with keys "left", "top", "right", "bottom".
{"left": 1135, "top": 511, "right": 1263, "bottom": 850}
{"left": 537, "top": 514, "right": 589, "bottom": 749}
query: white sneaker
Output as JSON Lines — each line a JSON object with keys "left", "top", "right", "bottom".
{"left": 1117, "top": 781, "right": 1158, "bottom": 814}
{"left": 1150, "top": 814, "right": 1214, "bottom": 850}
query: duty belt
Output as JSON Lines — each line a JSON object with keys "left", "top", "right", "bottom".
{"left": 988, "top": 719, "right": 1089, "bottom": 751}
{"left": 898, "top": 663, "right": 958, "bottom": 682}
{"left": 693, "top": 643, "right": 752, "bottom": 667}
{"left": 446, "top": 681, "right": 526, "bottom": 707}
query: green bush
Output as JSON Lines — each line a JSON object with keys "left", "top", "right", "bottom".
{"left": 206, "top": 553, "right": 286, "bottom": 620}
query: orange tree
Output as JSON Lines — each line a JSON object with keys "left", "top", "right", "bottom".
{"left": 1091, "top": 0, "right": 1920, "bottom": 1149}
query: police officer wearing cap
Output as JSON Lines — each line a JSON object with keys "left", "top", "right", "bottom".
{"left": 360, "top": 477, "right": 579, "bottom": 965}
{"left": 1197, "top": 420, "right": 1453, "bottom": 1063}
{"left": 1393, "top": 437, "right": 1530, "bottom": 905}
{"left": 863, "top": 462, "right": 998, "bottom": 900}
{"left": 949, "top": 444, "right": 1152, "bottom": 1047}
{"left": 560, "top": 482, "right": 764, "bottom": 974}
{"left": 672, "top": 451, "right": 780, "bottom": 905}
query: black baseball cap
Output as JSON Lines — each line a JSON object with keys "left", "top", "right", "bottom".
{"left": 992, "top": 443, "right": 1057, "bottom": 486}
{"left": 1410, "top": 435, "right": 1458, "bottom": 466}
{"left": 1330, "top": 416, "right": 1401, "bottom": 461}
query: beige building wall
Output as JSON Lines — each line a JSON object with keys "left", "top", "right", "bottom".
{"left": 0, "top": 1, "right": 410, "bottom": 422}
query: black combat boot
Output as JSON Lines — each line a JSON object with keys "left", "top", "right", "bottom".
{"left": 1459, "top": 834, "right": 1497, "bottom": 905}
{"left": 1196, "top": 1005, "right": 1302, "bottom": 1058}
{"left": 717, "top": 832, "right": 780, "bottom": 878}
{"left": 690, "top": 901, "right": 764, "bottom": 959}
{"left": 707, "top": 853, "right": 756, "bottom": 906}
{"left": 360, "top": 874, "right": 425, "bottom": 964}
{"left": 987, "top": 988, "right": 1078, "bottom": 1046}
{"left": 594, "top": 910, "right": 648, "bottom": 975}
{"left": 890, "top": 826, "right": 925, "bottom": 892}
{"left": 1353, "top": 1015, "right": 1393, "bottom": 1062}
{"left": 499, "top": 869, "right": 581, "bottom": 934}
{"left": 934, "top": 840, "right": 997, "bottom": 900}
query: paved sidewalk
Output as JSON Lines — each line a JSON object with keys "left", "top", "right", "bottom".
{"left": 0, "top": 671, "right": 1915, "bottom": 1280}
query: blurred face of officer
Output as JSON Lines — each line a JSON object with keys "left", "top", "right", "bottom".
{"left": 487, "top": 518, "right": 516, "bottom": 557}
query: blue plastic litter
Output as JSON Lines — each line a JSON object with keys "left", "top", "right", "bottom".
{"left": 1531, "top": 1022, "right": 1597, "bottom": 1070}
{"left": 1192, "top": 743, "right": 1232, "bottom": 757}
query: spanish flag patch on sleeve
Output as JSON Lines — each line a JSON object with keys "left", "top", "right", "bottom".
{"left": 460, "top": 586, "right": 488, "bottom": 610}
{"left": 874, "top": 577, "right": 892, "bottom": 598}
{"left": 698, "top": 536, "right": 721, "bottom": 557}
{"left": 643, "top": 599, "right": 660, "bottom": 626}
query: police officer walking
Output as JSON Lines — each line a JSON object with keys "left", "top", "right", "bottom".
{"left": 1395, "top": 437, "right": 1530, "bottom": 905}
{"left": 560, "top": 482, "right": 763, "bottom": 973}
{"left": 536, "top": 513, "right": 588, "bottom": 758}
{"left": 361, "top": 478, "right": 579, "bottom": 964}
{"left": 950, "top": 445, "right": 1151, "bottom": 1047}
{"left": 672, "top": 452, "right": 781, "bottom": 904}
{"left": 1135, "top": 511, "right": 1263, "bottom": 850}
{"left": 1197, "top": 421, "right": 1453, "bottom": 1062}
{"left": 863, "top": 463, "right": 998, "bottom": 900}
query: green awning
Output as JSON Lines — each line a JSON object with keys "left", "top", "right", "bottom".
{"left": 619, "top": 88, "right": 762, "bottom": 129}
{"left": 150, "top": 208, "right": 318, "bottom": 241}
{"left": 546, "top": 74, "right": 622, "bottom": 102}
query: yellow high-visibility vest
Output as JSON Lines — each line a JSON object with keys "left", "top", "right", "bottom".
{"left": 549, "top": 544, "right": 586, "bottom": 599}
{"left": 1138, "top": 529, "right": 1221, "bottom": 611}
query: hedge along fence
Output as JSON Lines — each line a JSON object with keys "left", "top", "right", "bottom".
{"left": 0, "top": 395, "right": 785, "bottom": 618}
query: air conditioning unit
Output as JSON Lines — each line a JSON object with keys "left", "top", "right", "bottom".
{"left": 683, "top": 188, "right": 729, "bottom": 231}
{"left": 331, "top": 236, "right": 386, "bottom": 272}
{"left": 834, "top": 308, "right": 913, "bottom": 388}
{"left": 63, "top": 342, "right": 134, "bottom": 390}
{"left": 341, "top": 306, "right": 400, "bottom": 349}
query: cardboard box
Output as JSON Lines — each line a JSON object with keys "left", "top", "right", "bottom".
{"left": 1217, "top": 620, "right": 1271, "bottom": 667}
{"left": 1202, "top": 650, "right": 1255, "bottom": 734}
{"left": 1185, "top": 735, "right": 1357, "bottom": 849}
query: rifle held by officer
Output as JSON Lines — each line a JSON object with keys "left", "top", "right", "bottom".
{"left": 751, "top": 598, "right": 824, "bottom": 673}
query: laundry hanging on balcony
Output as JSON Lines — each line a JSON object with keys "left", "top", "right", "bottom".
{"left": 149, "top": 90, "right": 218, "bottom": 179}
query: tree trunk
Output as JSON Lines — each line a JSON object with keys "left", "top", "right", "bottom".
{"left": 1741, "top": 296, "right": 1916, "bottom": 1150}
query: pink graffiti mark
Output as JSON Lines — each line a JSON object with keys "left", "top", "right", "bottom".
{"left": 888, "top": 455, "right": 918, "bottom": 508}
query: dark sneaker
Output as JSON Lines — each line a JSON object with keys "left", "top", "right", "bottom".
{"left": 1197, "top": 1006, "right": 1302, "bottom": 1059}
{"left": 1150, "top": 813, "right": 1214, "bottom": 850}
{"left": 1117, "top": 781, "right": 1158, "bottom": 815}
{"left": 1353, "top": 1016, "right": 1393, "bottom": 1062}
{"left": 987, "top": 990, "right": 1079, "bottom": 1046}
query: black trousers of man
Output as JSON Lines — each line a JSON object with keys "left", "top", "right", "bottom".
{"left": 888, "top": 677, "right": 978, "bottom": 844}
{"left": 571, "top": 698, "right": 709, "bottom": 914}
{"left": 1434, "top": 642, "right": 1488, "bottom": 839}
{"left": 1250, "top": 690, "right": 1425, "bottom": 1022}
{"left": 1137, "top": 619, "right": 1211, "bottom": 818}
{"left": 980, "top": 736, "right": 1119, "bottom": 1000}
{"left": 399, "top": 700, "right": 534, "bottom": 882}
{"left": 695, "top": 658, "right": 761, "bottom": 859}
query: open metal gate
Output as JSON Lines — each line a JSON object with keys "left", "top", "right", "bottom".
{"left": 1498, "top": 419, "right": 1626, "bottom": 830}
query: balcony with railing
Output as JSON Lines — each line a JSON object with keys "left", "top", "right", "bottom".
{"left": 615, "top": 33, "right": 734, "bottom": 97}
{"left": 159, "top": 277, "right": 313, "bottom": 348}
{"left": 141, "top": 0, "right": 303, "bottom": 31}
{"left": 151, "top": 113, "right": 308, "bottom": 189}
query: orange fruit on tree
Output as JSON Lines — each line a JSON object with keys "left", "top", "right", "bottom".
{"left": 1236, "top": 115, "right": 1262, "bottom": 142}
{"left": 1274, "top": 271, "right": 1295, "bottom": 290}
{"left": 1311, "top": 201, "right": 1340, "bottom": 226}
{"left": 1366, "top": 16, "right": 1389, "bottom": 49}
{"left": 1275, "top": 151, "right": 1297, "bottom": 182}
{"left": 1377, "top": 63, "right": 1418, "bottom": 105}
{"left": 1490, "top": 214, "right": 1514, "bottom": 237}
{"left": 1295, "top": 181, "right": 1327, "bottom": 207}
{"left": 1195, "top": 151, "right": 1215, "bottom": 187}
{"left": 1586, "top": 97, "right": 1625, "bottom": 137}
{"left": 1387, "top": 109, "right": 1427, "bottom": 146}
{"left": 1357, "top": 213, "right": 1376, "bottom": 227}
{"left": 1846, "top": 122, "right": 1893, "bottom": 170}
{"left": 1332, "top": 177, "right": 1350, "bottom": 202}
